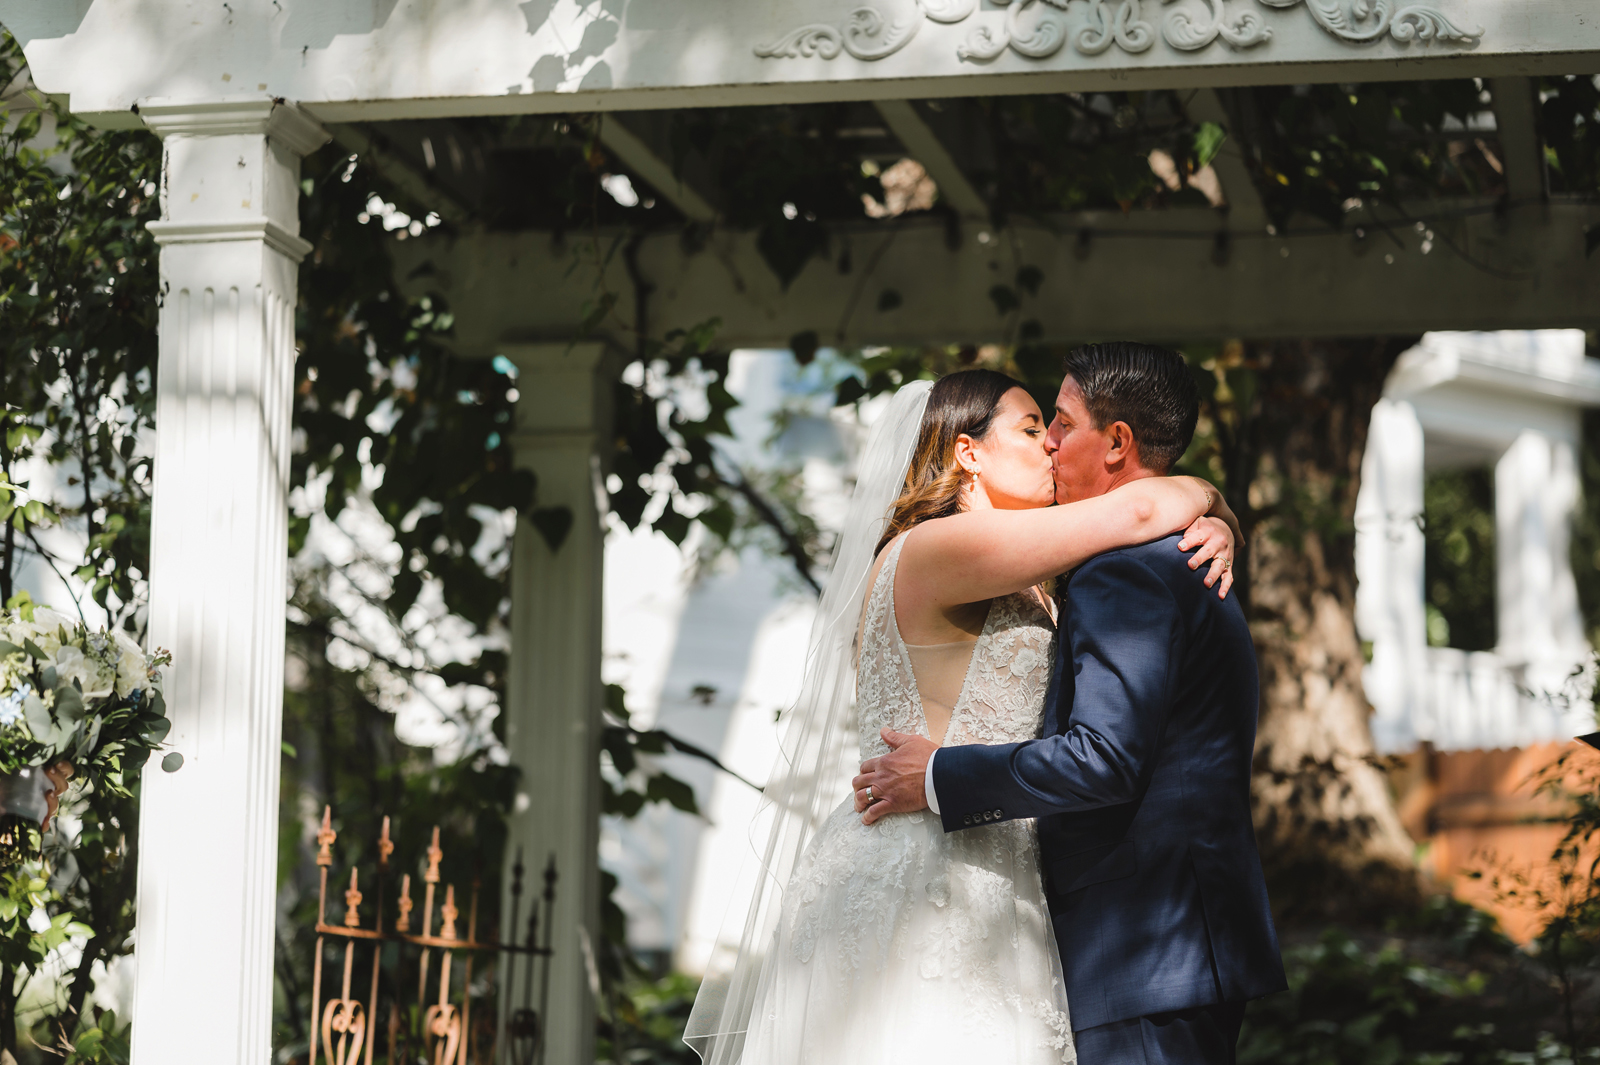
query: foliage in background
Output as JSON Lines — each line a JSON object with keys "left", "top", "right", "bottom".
{"left": 1237, "top": 901, "right": 1596, "bottom": 1065}
{"left": 0, "top": 38, "right": 158, "bottom": 624}
{"left": 274, "top": 132, "right": 743, "bottom": 1061}
{"left": 0, "top": 35, "right": 159, "bottom": 1063}
{"left": 1425, "top": 468, "right": 1497, "bottom": 652}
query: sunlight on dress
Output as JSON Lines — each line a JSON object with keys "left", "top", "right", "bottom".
{"left": 739, "top": 535, "right": 1075, "bottom": 1065}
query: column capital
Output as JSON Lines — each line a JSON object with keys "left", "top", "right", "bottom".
{"left": 138, "top": 98, "right": 330, "bottom": 157}
{"left": 146, "top": 217, "right": 313, "bottom": 262}
{"left": 500, "top": 340, "right": 610, "bottom": 377}
{"left": 503, "top": 341, "right": 618, "bottom": 445}
{"left": 142, "top": 99, "right": 323, "bottom": 264}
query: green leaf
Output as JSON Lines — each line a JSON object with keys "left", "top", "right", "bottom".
{"left": 1193, "top": 121, "right": 1227, "bottom": 169}
{"left": 988, "top": 285, "right": 1019, "bottom": 315}
{"left": 160, "top": 751, "right": 184, "bottom": 772}
{"left": 23, "top": 693, "right": 51, "bottom": 738}
{"left": 54, "top": 683, "right": 85, "bottom": 724}
{"left": 529, "top": 506, "right": 574, "bottom": 551}
{"left": 645, "top": 773, "right": 700, "bottom": 815}
{"left": 788, "top": 330, "right": 820, "bottom": 367}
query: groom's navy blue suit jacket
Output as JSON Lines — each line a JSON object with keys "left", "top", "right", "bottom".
{"left": 932, "top": 534, "right": 1287, "bottom": 1031}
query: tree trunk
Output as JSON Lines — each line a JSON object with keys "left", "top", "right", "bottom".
{"left": 1222, "top": 336, "right": 1424, "bottom": 924}
{"left": 0, "top": 963, "right": 16, "bottom": 1059}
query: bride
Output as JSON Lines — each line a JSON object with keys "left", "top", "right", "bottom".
{"left": 685, "top": 369, "right": 1236, "bottom": 1065}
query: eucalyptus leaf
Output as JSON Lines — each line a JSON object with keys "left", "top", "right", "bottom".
{"left": 0, "top": 640, "right": 22, "bottom": 657}
{"left": 22, "top": 639, "right": 44, "bottom": 660}
{"left": 77, "top": 714, "right": 104, "bottom": 761}
{"left": 22, "top": 693, "right": 50, "bottom": 738}
{"left": 39, "top": 665, "right": 56, "bottom": 689}
{"left": 45, "top": 718, "right": 72, "bottom": 752}
{"left": 140, "top": 716, "right": 171, "bottom": 744}
{"left": 53, "top": 683, "right": 84, "bottom": 725}
{"left": 160, "top": 751, "right": 183, "bottom": 773}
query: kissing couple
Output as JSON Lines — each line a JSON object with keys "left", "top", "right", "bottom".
{"left": 686, "top": 343, "right": 1287, "bottom": 1065}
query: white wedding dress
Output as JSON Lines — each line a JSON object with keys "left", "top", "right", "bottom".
{"left": 739, "top": 535, "right": 1077, "bottom": 1065}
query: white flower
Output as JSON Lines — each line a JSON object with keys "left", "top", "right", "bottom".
{"left": 29, "top": 608, "right": 76, "bottom": 656}
{"left": 0, "top": 619, "right": 39, "bottom": 651}
{"left": 54, "top": 645, "right": 115, "bottom": 699}
{"left": 110, "top": 629, "right": 146, "bottom": 698}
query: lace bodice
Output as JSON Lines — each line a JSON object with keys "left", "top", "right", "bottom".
{"left": 857, "top": 535, "right": 1056, "bottom": 759}
{"left": 750, "top": 534, "right": 1075, "bottom": 1065}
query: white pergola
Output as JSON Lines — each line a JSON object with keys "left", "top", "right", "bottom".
{"left": 3, "top": 3, "right": 1599, "bottom": 1063}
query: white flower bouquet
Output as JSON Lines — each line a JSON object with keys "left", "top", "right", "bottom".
{"left": 0, "top": 605, "right": 179, "bottom": 867}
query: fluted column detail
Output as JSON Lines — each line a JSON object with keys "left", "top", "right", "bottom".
{"left": 502, "top": 342, "right": 612, "bottom": 1065}
{"left": 132, "top": 99, "right": 327, "bottom": 1065}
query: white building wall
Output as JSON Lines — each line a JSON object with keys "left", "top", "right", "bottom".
{"left": 601, "top": 350, "right": 850, "bottom": 963}
{"left": 1356, "top": 330, "right": 1600, "bottom": 754}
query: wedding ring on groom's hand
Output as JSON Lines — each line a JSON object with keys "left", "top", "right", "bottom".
{"left": 866, "top": 787, "right": 876, "bottom": 804}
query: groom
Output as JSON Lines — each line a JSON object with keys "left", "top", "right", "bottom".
{"left": 854, "top": 343, "right": 1286, "bottom": 1065}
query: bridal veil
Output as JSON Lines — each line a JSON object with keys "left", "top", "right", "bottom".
{"left": 683, "top": 379, "right": 933, "bottom": 1064}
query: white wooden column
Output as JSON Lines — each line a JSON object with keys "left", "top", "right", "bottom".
{"left": 133, "top": 100, "right": 327, "bottom": 1065}
{"left": 502, "top": 342, "right": 612, "bottom": 1065}
{"left": 1495, "top": 430, "right": 1589, "bottom": 698}
{"left": 1354, "top": 397, "right": 1428, "bottom": 752}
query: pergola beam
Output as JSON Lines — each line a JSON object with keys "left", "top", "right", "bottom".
{"left": 5, "top": 1, "right": 1597, "bottom": 128}
{"left": 873, "top": 99, "right": 989, "bottom": 219}
{"left": 396, "top": 204, "right": 1600, "bottom": 352}
{"left": 1182, "top": 88, "right": 1267, "bottom": 230}
{"left": 1489, "top": 77, "right": 1547, "bottom": 204}
{"left": 326, "top": 122, "right": 476, "bottom": 226}
{"left": 597, "top": 113, "right": 718, "bottom": 224}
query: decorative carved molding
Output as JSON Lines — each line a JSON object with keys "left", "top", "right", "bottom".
{"left": 1257, "top": 0, "right": 1480, "bottom": 43}
{"left": 138, "top": 98, "right": 330, "bottom": 158}
{"left": 754, "top": 0, "right": 1481, "bottom": 62}
{"left": 146, "top": 217, "right": 315, "bottom": 262}
{"left": 1164, "top": 0, "right": 1272, "bottom": 50}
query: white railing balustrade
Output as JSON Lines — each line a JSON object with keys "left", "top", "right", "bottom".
{"left": 1413, "top": 647, "right": 1595, "bottom": 753}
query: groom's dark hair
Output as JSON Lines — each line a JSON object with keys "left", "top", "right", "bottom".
{"left": 1062, "top": 342, "right": 1199, "bottom": 473}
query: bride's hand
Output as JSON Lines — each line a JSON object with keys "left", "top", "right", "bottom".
{"left": 1178, "top": 515, "right": 1235, "bottom": 599}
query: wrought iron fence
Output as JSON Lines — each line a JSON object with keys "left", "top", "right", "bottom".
{"left": 307, "top": 807, "right": 555, "bottom": 1065}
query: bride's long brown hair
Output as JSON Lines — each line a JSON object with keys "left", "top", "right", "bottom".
{"left": 875, "top": 369, "right": 1023, "bottom": 556}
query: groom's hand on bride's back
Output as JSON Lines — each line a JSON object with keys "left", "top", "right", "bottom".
{"left": 853, "top": 728, "right": 937, "bottom": 825}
